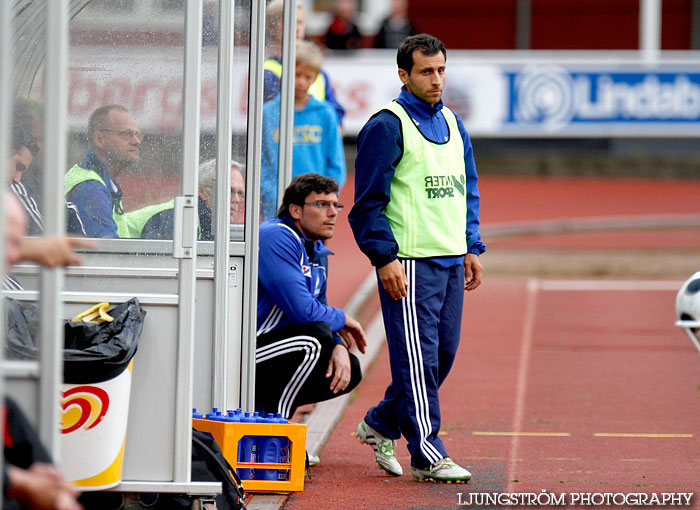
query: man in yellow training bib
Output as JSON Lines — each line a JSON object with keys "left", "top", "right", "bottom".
{"left": 350, "top": 34, "right": 485, "bottom": 483}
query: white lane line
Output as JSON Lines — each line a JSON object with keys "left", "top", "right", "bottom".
{"left": 505, "top": 278, "right": 540, "bottom": 493}
{"left": 594, "top": 433, "right": 694, "bottom": 438}
{"left": 474, "top": 431, "right": 570, "bottom": 437}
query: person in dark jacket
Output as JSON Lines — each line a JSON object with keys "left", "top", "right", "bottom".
{"left": 2, "top": 398, "right": 83, "bottom": 510}
{"left": 374, "top": 0, "right": 416, "bottom": 49}
{"left": 324, "top": 0, "right": 362, "bottom": 50}
{"left": 11, "top": 98, "right": 86, "bottom": 237}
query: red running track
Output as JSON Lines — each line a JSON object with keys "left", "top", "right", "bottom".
{"left": 477, "top": 176, "right": 700, "bottom": 223}
{"left": 285, "top": 279, "right": 698, "bottom": 509}
{"left": 326, "top": 174, "right": 700, "bottom": 306}
{"left": 286, "top": 175, "right": 699, "bottom": 509}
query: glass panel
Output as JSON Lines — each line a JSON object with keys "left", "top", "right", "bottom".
{"left": 231, "top": 0, "right": 250, "bottom": 234}
{"left": 199, "top": 0, "right": 250, "bottom": 245}
{"left": 9, "top": 2, "right": 263, "bottom": 251}
{"left": 199, "top": 0, "right": 219, "bottom": 243}
{"left": 260, "top": 0, "right": 286, "bottom": 222}
{"left": 11, "top": 2, "right": 47, "bottom": 239}
{"left": 61, "top": 2, "right": 186, "bottom": 242}
{"left": 100, "top": 0, "right": 135, "bottom": 11}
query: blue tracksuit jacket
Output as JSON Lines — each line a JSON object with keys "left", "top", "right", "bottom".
{"left": 65, "top": 150, "right": 124, "bottom": 238}
{"left": 349, "top": 87, "right": 486, "bottom": 268}
{"left": 257, "top": 216, "right": 345, "bottom": 340}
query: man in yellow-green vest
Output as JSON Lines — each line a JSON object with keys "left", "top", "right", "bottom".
{"left": 122, "top": 158, "right": 246, "bottom": 240}
{"left": 350, "top": 34, "right": 485, "bottom": 484}
{"left": 65, "top": 104, "right": 141, "bottom": 238}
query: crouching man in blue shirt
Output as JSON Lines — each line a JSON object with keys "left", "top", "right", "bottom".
{"left": 256, "top": 173, "right": 367, "bottom": 432}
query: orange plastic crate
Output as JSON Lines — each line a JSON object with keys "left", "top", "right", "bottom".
{"left": 193, "top": 418, "right": 306, "bottom": 493}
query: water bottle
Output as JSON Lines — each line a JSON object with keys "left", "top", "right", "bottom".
{"left": 192, "top": 408, "right": 204, "bottom": 419}
{"left": 275, "top": 413, "right": 290, "bottom": 481}
{"left": 226, "top": 409, "right": 242, "bottom": 421}
{"left": 255, "top": 414, "right": 281, "bottom": 480}
{"left": 223, "top": 409, "right": 241, "bottom": 423}
{"left": 205, "top": 407, "right": 224, "bottom": 421}
{"left": 237, "top": 412, "right": 257, "bottom": 480}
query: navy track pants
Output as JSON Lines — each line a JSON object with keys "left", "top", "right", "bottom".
{"left": 365, "top": 259, "right": 464, "bottom": 468}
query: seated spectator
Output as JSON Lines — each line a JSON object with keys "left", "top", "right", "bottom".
{"left": 255, "top": 173, "right": 366, "bottom": 427}
{"left": 325, "top": 0, "right": 362, "bottom": 50}
{"left": 374, "top": 0, "right": 416, "bottom": 49}
{"left": 261, "top": 40, "right": 346, "bottom": 220}
{"left": 11, "top": 98, "right": 85, "bottom": 236}
{"left": 229, "top": 162, "right": 246, "bottom": 225}
{"left": 5, "top": 115, "right": 94, "bottom": 290}
{"left": 128, "top": 159, "right": 246, "bottom": 239}
{"left": 64, "top": 105, "right": 141, "bottom": 238}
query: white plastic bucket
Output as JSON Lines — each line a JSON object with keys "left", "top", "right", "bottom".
{"left": 59, "top": 360, "right": 133, "bottom": 490}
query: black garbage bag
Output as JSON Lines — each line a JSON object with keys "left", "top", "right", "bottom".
{"left": 5, "top": 297, "right": 146, "bottom": 384}
{"left": 5, "top": 298, "right": 40, "bottom": 359}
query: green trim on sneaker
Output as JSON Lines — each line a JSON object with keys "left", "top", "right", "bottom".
{"left": 355, "top": 419, "right": 403, "bottom": 477}
{"left": 411, "top": 457, "right": 472, "bottom": 483}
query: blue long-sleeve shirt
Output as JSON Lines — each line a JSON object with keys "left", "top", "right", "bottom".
{"left": 65, "top": 150, "right": 123, "bottom": 238}
{"left": 257, "top": 216, "right": 346, "bottom": 341}
{"left": 260, "top": 95, "right": 346, "bottom": 220}
{"left": 264, "top": 62, "right": 346, "bottom": 126}
{"left": 349, "top": 87, "right": 486, "bottom": 268}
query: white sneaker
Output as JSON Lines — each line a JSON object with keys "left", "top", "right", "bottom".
{"left": 307, "top": 452, "right": 320, "bottom": 467}
{"left": 355, "top": 420, "right": 403, "bottom": 476}
{"left": 411, "top": 457, "right": 472, "bottom": 483}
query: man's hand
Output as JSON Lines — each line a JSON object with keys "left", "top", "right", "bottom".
{"left": 19, "top": 236, "right": 95, "bottom": 268}
{"left": 340, "top": 314, "right": 367, "bottom": 354}
{"left": 378, "top": 259, "right": 407, "bottom": 300}
{"left": 7, "top": 463, "right": 83, "bottom": 510}
{"left": 326, "top": 344, "right": 352, "bottom": 394}
{"left": 464, "top": 253, "right": 483, "bottom": 291}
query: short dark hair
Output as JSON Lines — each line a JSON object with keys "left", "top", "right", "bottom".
{"left": 12, "top": 98, "right": 41, "bottom": 155}
{"left": 396, "top": 34, "right": 447, "bottom": 74}
{"left": 277, "top": 173, "right": 339, "bottom": 219}
{"left": 88, "top": 104, "right": 129, "bottom": 147}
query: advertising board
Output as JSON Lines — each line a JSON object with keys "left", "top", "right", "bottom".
{"left": 61, "top": 49, "right": 700, "bottom": 138}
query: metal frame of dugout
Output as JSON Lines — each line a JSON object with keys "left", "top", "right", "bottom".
{"left": 0, "top": 0, "right": 301, "bottom": 499}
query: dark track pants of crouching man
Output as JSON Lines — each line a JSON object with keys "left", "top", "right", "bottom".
{"left": 366, "top": 258, "right": 465, "bottom": 469}
{"left": 255, "top": 321, "right": 362, "bottom": 419}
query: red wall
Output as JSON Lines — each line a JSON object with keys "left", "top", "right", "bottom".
{"left": 531, "top": 0, "right": 639, "bottom": 49}
{"left": 407, "top": 0, "right": 692, "bottom": 50}
{"left": 409, "top": 0, "right": 517, "bottom": 50}
{"left": 661, "top": 0, "right": 692, "bottom": 49}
